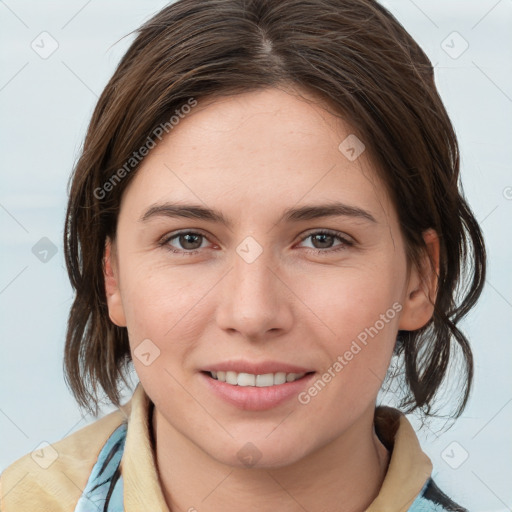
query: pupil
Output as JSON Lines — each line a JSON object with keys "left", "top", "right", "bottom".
{"left": 314, "top": 234, "right": 332, "bottom": 248}
{"left": 181, "top": 233, "right": 201, "bottom": 249}
{"left": 178, "top": 234, "right": 334, "bottom": 250}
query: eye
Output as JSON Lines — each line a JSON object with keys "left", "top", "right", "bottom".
{"left": 159, "top": 228, "right": 354, "bottom": 256}
{"left": 159, "top": 230, "right": 213, "bottom": 255}
{"left": 297, "top": 230, "right": 354, "bottom": 254}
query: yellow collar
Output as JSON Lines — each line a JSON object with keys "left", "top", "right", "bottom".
{"left": 121, "top": 382, "right": 432, "bottom": 511}
{"left": 0, "top": 381, "right": 432, "bottom": 511}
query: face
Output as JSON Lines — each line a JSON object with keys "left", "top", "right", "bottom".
{"left": 104, "top": 87, "right": 438, "bottom": 468}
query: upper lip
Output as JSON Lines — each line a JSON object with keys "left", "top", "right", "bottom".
{"left": 202, "top": 360, "right": 314, "bottom": 375}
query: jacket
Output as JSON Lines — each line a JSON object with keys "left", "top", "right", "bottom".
{"left": 0, "top": 382, "right": 468, "bottom": 511}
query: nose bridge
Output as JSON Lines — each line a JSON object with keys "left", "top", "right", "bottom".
{"left": 233, "top": 244, "right": 275, "bottom": 300}
{"left": 217, "top": 236, "right": 291, "bottom": 337}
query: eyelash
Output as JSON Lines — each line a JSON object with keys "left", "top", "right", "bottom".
{"left": 158, "top": 229, "right": 354, "bottom": 256}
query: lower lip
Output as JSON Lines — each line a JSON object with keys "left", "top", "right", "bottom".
{"left": 200, "top": 372, "right": 316, "bottom": 411}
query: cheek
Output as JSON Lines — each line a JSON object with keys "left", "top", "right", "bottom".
{"left": 119, "top": 263, "right": 214, "bottom": 349}
{"left": 295, "top": 261, "right": 403, "bottom": 393}
{"left": 297, "top": 258, "right": 404, "bottom": 338}
{"left": 120, "top": 272, "right": 206, "bottom": 393}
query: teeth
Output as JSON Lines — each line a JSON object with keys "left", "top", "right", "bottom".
{"left": 274, "top": 372, "right": 287, "bottom": 385}
{"left": 255, "top": 373, "right": 273, "bottom": 387}
{"left": 238, "top": 373, "right": 256, "bottom": 386}
{"left": 209, "top": 370, "right": 306, "bottom": 387}
{"left": 226, "top": 371, "right": 238, "bottom": 385}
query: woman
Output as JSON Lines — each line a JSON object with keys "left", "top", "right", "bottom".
{"left": 0, "top": 0, "right": 485, "bottom": 510}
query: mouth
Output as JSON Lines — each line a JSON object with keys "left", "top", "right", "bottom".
{"left": 200, "top": 368, "right": 316, "bottom": 411}
{"left": 203, "top": 370, "right": 313, "bottom": 387}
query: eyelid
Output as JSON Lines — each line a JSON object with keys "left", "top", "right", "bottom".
{"left": 297, "top": 228, "right": 355, "bottom": 244}
{"left": 159, "top": 227, "right": 356, "bottom": 254}
{"left": 159, "top": 228, "right": 352, "bottom": 244}
{"left": 159, "top": 228, "right": 214, "bottom": 245}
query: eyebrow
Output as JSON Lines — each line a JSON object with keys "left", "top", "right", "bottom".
{"left": 139, "top": 201, "right": 377, "bottom": 227}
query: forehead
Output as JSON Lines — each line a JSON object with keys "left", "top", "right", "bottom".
{"left": 119, "top": 87, "right": 393, "bottom": 224}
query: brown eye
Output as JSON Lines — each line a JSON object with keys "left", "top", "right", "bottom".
{"left": 298, "top": 230, "right": 354, "bottom": 254}
{"left": 176, "top": 233, "right": 203, "bottom": 250}
{"left": 160, "top": 231, "right": 210, "bottom": 254}
{"left": 310, "top": 233, "right": 336, "bottom": 249}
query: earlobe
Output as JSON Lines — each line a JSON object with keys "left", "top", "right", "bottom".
{"left": 398, "top": 229, "right": 440, "bottom": 331}
{"left": 104, "top": 239, "right": 127, "bottom": 327}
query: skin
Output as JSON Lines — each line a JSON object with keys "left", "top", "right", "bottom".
{"left": 104, "top": 87, "right": 439, "bottom": 512}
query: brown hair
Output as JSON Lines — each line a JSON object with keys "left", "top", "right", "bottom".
{"left": 63, "top": 0, "right": 486, "bottom": 418}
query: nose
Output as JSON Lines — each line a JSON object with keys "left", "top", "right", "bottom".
{"left": 215, "top": 243, "right": 294, "bottom": 341}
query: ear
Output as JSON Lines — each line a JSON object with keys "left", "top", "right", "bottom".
{"left": 398, "top": 229, "right": 440, "bottom": 331}
{"left": 104, "top": 238, "right": 127, "bottom": 327}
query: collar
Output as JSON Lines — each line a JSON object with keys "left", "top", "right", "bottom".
{"left": 119, "top": 382, "right": 169, "bottom": 510}
{"left": 120, "top": 382, "right": 432, "bottom": 511}
{"left": 366, "top": 406, "right": 433, "bottom": 510}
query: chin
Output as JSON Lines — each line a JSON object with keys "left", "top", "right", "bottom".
{"left": 205, "top": 435, "right": 312, "bottom": 470}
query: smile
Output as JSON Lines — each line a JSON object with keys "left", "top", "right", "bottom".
{"left": 208, "top": 371, "right": 307, "bottom": 387}
{"left": 201, "top": 369, "right": 316, "bottom": 411}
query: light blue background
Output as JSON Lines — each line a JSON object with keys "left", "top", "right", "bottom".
{"left": 1, "top": 1, "right": 511, "bottom": 510}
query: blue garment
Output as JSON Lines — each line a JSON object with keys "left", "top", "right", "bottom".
{"left": 409, "top": 479, "right": 468, "bottom": 511}
{"left": 74, "top": 423, "right": 127, "bottom": 512}
{"left": 74, "top": 422, "right": 468, "bottom": 512}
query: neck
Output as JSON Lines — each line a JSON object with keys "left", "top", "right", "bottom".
{"left": 151, "top": 405, "right": 390, "bottom": 512}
